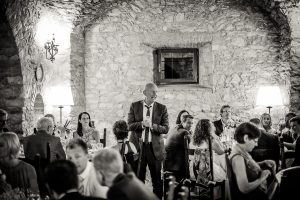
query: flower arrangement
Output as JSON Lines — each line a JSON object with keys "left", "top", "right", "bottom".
{"left": 0, "top": 170, "right": 26, "bottom": 200}
{"left": 0, "top": 188, "right": 27, "bottom": 200}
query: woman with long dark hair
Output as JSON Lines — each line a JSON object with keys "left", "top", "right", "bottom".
{"left": 193, "top": 119, "right": 227, "bottom": 184}
{"left": 175, "top": 110, "right": 190, "bottom": 125}
{"left": 73, "top": 112, "right": 100, "bottom": 148}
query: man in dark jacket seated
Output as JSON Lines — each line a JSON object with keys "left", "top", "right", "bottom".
{"left": 93, "top": 148, "right": 158, "bottom": 200}
{"left": 290, "top": 116, "right": 300, "bottom": 167}
{"left": 44, "top": 160, "right": 104, "bottom": 200}
{"left": 250, "top": 118, "right": 280, "bottom": 169}
{"left": 23, "top": 117, "right": 66, "bottom": 161}
{"left": 164, "top": 114, "right": 193, "bottom": 182}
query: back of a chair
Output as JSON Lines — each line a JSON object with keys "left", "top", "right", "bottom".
{"left": 100, "top": 128, "right": 107, "bottom": 147}
{"left": 281, "top": 149, "right": 296, "bottom": 169}
{"left": 207, "top": 137, "right": 214, "bottom": 181}
{"left": 280, "top": 166, "right": 300, "bottom": 199}
{"left": 225, "top": 154, "right": 239, "bottom": 200}
{"left": 34, "top": 154, "right": 50, "bottom": 198}
{"left": 183, "top": 135, "right": 190, "bottom": 179}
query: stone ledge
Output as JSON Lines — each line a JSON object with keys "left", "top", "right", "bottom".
{"left": 157, "top": 83, "right": 213, "bottom": 91}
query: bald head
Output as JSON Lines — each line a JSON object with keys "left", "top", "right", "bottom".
{"left": 93, "top": 148, "right": 123, "bottom": 186}
{"left": 143, "top": 83, "right": 158, "bottom": 105}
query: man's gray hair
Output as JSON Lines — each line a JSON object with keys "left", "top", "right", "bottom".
{"left": 144, "top": 82, "right": 157, "bottom": 91}
{"left": 93, "top": 148, "right": 123, "bottom": 175}
{"left": 37, "top": 117, "right": 53, "bottom": 131}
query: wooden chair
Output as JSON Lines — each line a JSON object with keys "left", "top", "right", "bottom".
{"left": 186, "top": 136, "right": 225, "bottom": 200}
{"left": 280, "top": 139, "right": 296, "bottom": 169}
{"left": 225, "top": 154, "right": 239, "bottom": 200}
{"left": 100, "top": 128, "right": 107, "bottom": 147}
{"left": 279, "top": 166, "right": 300, "bottom": 199}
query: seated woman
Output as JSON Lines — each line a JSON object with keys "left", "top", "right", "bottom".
{"left": 261, "top": 113, "right": 276, "bottom": 135}
{"left": 111, "top": 120, "right": 138, "bottom": 174}
{"left": 73, "top": 112, "right": 100, "bottom": 149}
{"left": 229, "top": 122, "right": 276, "bottom": 200}
{"left": 193, "top": 119, "right": 227, "bottom": 184}
{"left": 0, "top": 132, "right": 39, "bottom": 194}
{"left": 175, "top": 110, "right": 190, "bottom": 125}
{"left": 164, "top": 109, "right": 190, "bottom": 140}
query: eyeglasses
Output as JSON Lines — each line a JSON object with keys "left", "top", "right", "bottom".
{"left": 222, "top": 110, "right": 231, "bottom": 113}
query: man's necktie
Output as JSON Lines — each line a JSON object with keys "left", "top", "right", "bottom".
{"left": 78, "top": 176, "right": 84, "bottom": 194}
{"left": 145, "top": 105, "right": 151, "bottom": 143}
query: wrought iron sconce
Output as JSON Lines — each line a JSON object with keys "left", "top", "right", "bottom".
{"left": 44, "top": 34, "right": 59, "bottom": 62}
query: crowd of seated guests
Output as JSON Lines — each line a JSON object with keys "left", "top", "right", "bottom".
{"left": 1, "top": 96, "right": 300, "bottom": 200}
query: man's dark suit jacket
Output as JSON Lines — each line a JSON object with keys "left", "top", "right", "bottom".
{"left": 251, "top": 129, "right": 280, "bottom": 165}
{"left": 292, "top": 137, "right": 300, "bottom": 167}
{"left": 128, "top": 100, "right": 169, "bottom": 161}
{"left": 23, "top": 130, "right": 66, "bottom": 161}
{"left": 60, "top": 192, "right": 105, "bottom": 200}
{"left": 164, "top": 125, "right": 190, "bottom": 172}
{"left": 107, "top": 173, "right": 158, "bottom": 200}
{"left": 213, "top": 119, "right": 223, "bottom": 137}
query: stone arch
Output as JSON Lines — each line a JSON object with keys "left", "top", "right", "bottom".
{"left": 0, "top": 9, "right": 24, "bottom": 134}
{"left": 252, "top": 0, "right": 296, "bottom": 111}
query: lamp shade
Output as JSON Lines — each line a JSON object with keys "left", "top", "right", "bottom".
{"left": 45, "top": 86, "right": 74, "bottom": 106}
{"left": 256, "top": 86, "right": 283, "bottom": 106}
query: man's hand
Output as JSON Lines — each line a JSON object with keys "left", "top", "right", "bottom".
{"left": 142, "top": 120, "right": 151, "bottom": 128}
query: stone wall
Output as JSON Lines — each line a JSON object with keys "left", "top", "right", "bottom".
{"left": 286, "top": 6, "right": 300, "bottom": 112}
{"left": 3, "top": 0, "right": 43, "bottom": 135}
{"left": 0, "top": 12, "right": 23, "bottom": 133}
{"left": 70, "top": 25, "right": 86, "bottom": 124}
{"left": 84, "top": 0, "right": 290, "bottom": 145}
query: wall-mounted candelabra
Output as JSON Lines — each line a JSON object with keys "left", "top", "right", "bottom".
{"left": 44, "top": 34, "right": 59, "bottom": 62}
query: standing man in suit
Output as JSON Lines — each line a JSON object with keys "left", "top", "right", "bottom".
{"left": 23, "top": 117, "right": 66, "bottom": 161}
{"left": 128, "top": 82, "right": 169, "bottom": 199}
{"left": 213, "top": 105, "right": 235, "bottom": 137}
